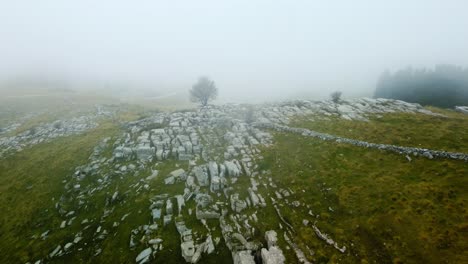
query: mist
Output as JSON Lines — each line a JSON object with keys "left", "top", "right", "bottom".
{"left": 1, "top": 0, "right": 468, "bottom": 102}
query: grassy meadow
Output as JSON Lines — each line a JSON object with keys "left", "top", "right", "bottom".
{"left": 257, "top": 111, "right": 468, "bottom": 263}
{"left": 291, "top": 110, "right": 468, "bottom": 153}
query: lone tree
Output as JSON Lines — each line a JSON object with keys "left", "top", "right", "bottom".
{"left": 330, "top": 91, "right": 342, "bottom": 103}
{"left": 190, "top": 76, "right": 218, "bottom": 107}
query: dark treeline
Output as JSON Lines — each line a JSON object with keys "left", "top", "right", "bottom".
{"left": 374, "top": 65, "right": 468, "bottom": 108}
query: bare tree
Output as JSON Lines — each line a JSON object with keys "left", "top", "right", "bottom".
{"left": 190, "top": 76, "right": 218, "bottom": 107}
{"left": 330, "top": 91, "right": 342, "bottom": 103}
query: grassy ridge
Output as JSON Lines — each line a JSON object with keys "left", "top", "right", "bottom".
{"left": 292, "top": 111, "right": 468, "bottom": 153}
{"left": 258, "top": 119, "right": 468, "bottom": 263}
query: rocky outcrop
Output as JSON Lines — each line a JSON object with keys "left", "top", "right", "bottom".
{"left": 455, "top": 106, "right": 468, "bottom": 114}
{"left": 0, "top": 115, "right": 100, "bottom": 158}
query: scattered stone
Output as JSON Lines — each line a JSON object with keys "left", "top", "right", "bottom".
{"left": 152, "top": 209, "right": 162, "bottom": 220}
{"left": 422, "top": 151, "right": 433, "bottom": 159}
{"left": 149, "top": 238, "right": 163, "bottom": 245}
{"left": 135, "top": 247, "right": 152, "bottom": 263}
{"left": 406, "top": 155, "right": 412, "bottom": 162}
{"left": 166, "top": 199, "right": 173, "bottom": 215}
{"left": 40, "top": 230, "right": 50, "bottom": 240}
{"left": 312, "top": 224, "right": 346, "bottom": 253}
{"left": 146, "top": 170, "right": 159, "bottom": 181}
{"left": 121, "top": 213, "right": 131, "bottom": 221}
{"left": 265, "top": 230, "right": 278, "bottom": 248}
{"left": 49, "top": 245, "right": 62, "bottom": 258}
{"left": 111, "top": 191, "right": 119, "bottom": 202}
{"left": 284, "top": 233, "right": 311, "bottom": 264}
{"left": 164, "top": 176, "right": 175, "bottom": 185}
{"left": 163, "top": 215, "right": 172, "bottom": 226}
{"left": 64, "top": 242, "right": 74, "bottom": 251}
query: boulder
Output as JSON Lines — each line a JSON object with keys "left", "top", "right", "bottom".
{"left": 248, "top": 189, "right": 260, "bottom": 207}
{"left": 204, "top": 235, "right": 215, "bottom": 254}
{"left": 186, "top": 175, "right": 196, "bottom": 188}
{"left": 152, "top": 208, "right": 161, "bottom": 220}
{"left": 233, "top": 250, "right": 255, "bottom": 264}
{"left": 224, "top": 160, "right": 241, "bottom": 177}
{"left": 231, "top": 193, "right": 247, "bottom": 213}
{"left": 149, "top": 238, "right": 163, "bottom": 245}
{"left": 169, "top": 169, "right": 187, "bottom": 181}
{"left": 176, "top": 195, "right": 185, "bottom": 215}
{"left": 193, "top": 166, "right": 209, "bottom": 186}
{"left": 196, "top": 207, "right": 220, "bottom": 220}
{"left": 210, "top": 176, "right": 221, "bottom": 192}
{"left": 49, "top": 245, "right": 62, "bottom": 258}
{"left": 261, "top": 246, "right": 285, "bottom": 264}
{"left": 164, "top": 176, "right": 175, "bottom": 185}
{"left": 166, "top": 199, "right": 173, "bottom": 215}
{"left": 181, "top": 240, "right": 195, "bottom": 262}
{"left": 208, "top": 161, "right": 219, "bottom": 178}
{"left": 265, "top": 230, "right": 278, "bottom": 248}
{"left": 135, "top": 247, "right": 152, "bottom": 263}
{"left": 64, "top": 242, "right": 73, "bottom": 251}
{"left": 195, "top": 193, "right": 212, "bottom": 208}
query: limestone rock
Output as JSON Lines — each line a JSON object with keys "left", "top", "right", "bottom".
{"left": 261, "top": 246, "right": 285, "bottom": 264}
{"left": 233, "top": 250, "right": 255, "bottom": 264}
{"left": 455, "top": 106, "right": 468, "bottom": 114}
{"left": 193, "top": 166, "right": 209, "bottom": 186}
{"left": 265, "top": 230, "right": 278, "bottom": 248}
{"left": 135, "top": 247, "right": 152, "bottom": 263}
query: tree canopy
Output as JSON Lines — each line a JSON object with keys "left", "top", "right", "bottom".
{"left": 189, "top": 76, "right": 218, "bottom": 107}
{"left": 374, "top": 65, "right": 468, "bottom": 108}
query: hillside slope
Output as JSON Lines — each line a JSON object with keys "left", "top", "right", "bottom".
{"left": 0, "top": 98, "right": 466, "bottom": 264}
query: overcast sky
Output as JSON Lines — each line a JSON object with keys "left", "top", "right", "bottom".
{"left": 1, "top": 1, "right": 467, "bottom": 101}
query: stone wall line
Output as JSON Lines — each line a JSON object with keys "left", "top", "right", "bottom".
{"left": 255, "top": 122, "right": 468, "bottom": 162}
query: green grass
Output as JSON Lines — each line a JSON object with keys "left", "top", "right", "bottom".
{"left": 291, "top": 111, "right": 468, "bottom": 153}
{"left": 257, "top": 130, "right": 468, "bottom": 264}
{"left": 0, "top": 121, "right": 120, "bottom": 263}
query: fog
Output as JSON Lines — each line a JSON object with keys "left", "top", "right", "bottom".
{"left": 1, "top": 0, "right": 467, "bottom": 102}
